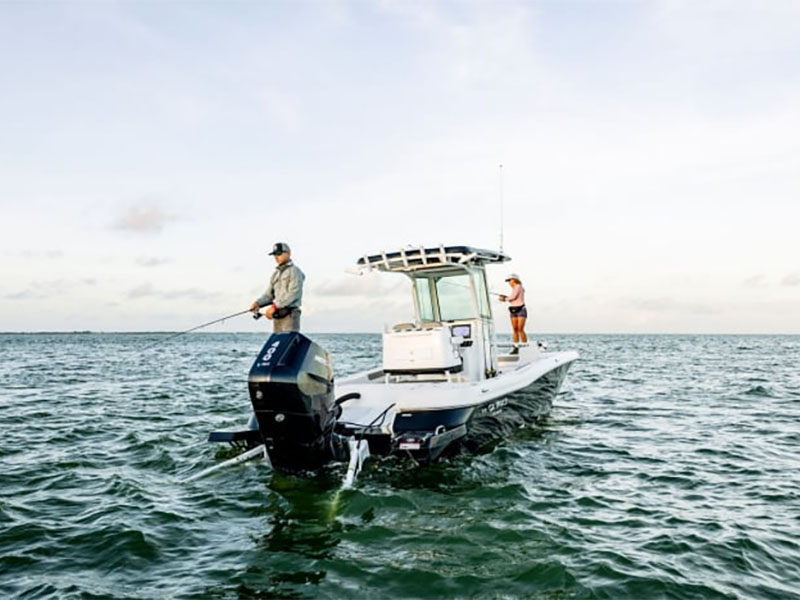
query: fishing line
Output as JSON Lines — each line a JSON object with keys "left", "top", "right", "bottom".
{"left": 142, "top": 308, "right": 258, "bottom": 350}
{"left": 436, "top": 278, "right": 506, "bottom": 298}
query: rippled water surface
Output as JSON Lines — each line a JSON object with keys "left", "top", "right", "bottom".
{"left": 1, "top": 333, "right": 799, "bottom": 599}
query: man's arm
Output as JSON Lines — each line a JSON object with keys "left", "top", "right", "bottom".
{"left": 251, "top": 274, "right": 277, "bottom": 311}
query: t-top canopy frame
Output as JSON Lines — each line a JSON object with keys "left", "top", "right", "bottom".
{"left": 356, "top": 245, "right": 510, "bottom": 273}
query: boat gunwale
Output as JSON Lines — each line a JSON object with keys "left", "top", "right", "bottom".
{"left": 337, "top": 351, "right": 579, "bottom": 414}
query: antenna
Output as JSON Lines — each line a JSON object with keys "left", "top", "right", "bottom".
{"left": 498, "top": 164, "right": 504, "bottom": 252}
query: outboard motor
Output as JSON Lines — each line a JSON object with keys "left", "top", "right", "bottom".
{"left": 248, "top": 332, "right": 341, "bottom": 471}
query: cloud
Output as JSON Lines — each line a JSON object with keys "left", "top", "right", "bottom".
{"left": 375, "top": 0, "right": 537, "bottom": 90}
{"left": 781, "top": 273, "right": 800, "bottom": 287}
{"left": 311, "top": 274, "right": 409, "bottom": 298}
{"left": 136, "top": 256, "right": 172, "bottom": 267}
{"left": 126, "top": 282, "right": 221, "bottom": 301}
{"left": 3, "top": 289, "right": 40, "bottom": 300}
{"left": 742, "top": 274, "right": 767, "bottom": 289}
{"left": 15, "top": 250, "right": 64, "bottom": 259}
{"left": 113, "top": 203, "right": 175, "bottom": 233}
{"left": 622, "top": 297, "right": 718, "bottom": 316}
{"left": 260, "top": 89, "right": 304, "bottom": 132}
{"left": 304, "top": 299, "right": 412, "bottom": 332}
{"left": 161, "top": 288, "right": 222, "bottom": 301}
{"left": 2, "top": 278, "right": 91, "bottom": 300}
{"left": 127, "top": 283, "right": 156, "bottom": 298}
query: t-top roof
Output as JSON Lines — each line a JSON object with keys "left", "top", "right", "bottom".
{"left": 356, "top": 245, "right": 510, "bottom": 273}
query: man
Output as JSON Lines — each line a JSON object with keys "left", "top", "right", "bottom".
{"left": 249, "top": 242, "right": 305, "bottom": 332}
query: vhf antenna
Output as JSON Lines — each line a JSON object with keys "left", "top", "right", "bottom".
{"left": 499, "top": 164, "right": 504, "bottom": 253}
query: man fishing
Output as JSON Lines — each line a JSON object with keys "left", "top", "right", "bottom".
{"left": 249, "top": 242, "right": 305, "bottom": 332}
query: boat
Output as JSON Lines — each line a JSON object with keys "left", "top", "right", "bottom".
{"left": 206, "top": 245, "right": 578, "bottom": 486}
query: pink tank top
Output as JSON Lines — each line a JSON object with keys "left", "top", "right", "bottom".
{"left": 508, "top": 284, "right": 525, "bottom": 307}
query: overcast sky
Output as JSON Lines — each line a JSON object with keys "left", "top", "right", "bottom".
{"left": 1, "top": 0, "right": 798, "bottom": 334}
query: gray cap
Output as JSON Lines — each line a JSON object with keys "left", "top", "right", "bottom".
{"left": 505, "top": 273, "right": 521, "bottom": 282}
{"left": 268, "top": 242, "right": 291, "bottom": 255}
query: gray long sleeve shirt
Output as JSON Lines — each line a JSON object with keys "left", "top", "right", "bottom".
{"left": 256, "top": 261, "right": 305, "bottom": 310}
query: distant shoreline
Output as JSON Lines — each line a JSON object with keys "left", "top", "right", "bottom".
{"left": 1, "top": 331, "right": 798, "bottom": 336}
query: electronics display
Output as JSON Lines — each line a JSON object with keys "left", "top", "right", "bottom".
{"left": 451, "top": 324, "right": 471, "bottom": 339}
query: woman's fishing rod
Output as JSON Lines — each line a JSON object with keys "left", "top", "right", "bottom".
{"left": 437, "top": 278, "right": 507, "bottom": 298}
{"left": 142, "top": 308, "right": 260, "bottom": 350}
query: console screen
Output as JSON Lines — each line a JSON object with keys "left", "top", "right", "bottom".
{"left": 451, "top": 324, "right": 471, "bottom": 338}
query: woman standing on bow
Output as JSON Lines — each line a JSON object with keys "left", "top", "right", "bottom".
{"left": 499, "top": 273, "right": 527, "bottom": 354}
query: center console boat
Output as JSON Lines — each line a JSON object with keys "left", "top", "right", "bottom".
{"left": 206, "top": 246, "right": 578, "bottom": 487}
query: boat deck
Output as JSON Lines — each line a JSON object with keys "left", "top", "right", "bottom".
{"left": 336, "top": 348, "right": 579, "bottom": 432}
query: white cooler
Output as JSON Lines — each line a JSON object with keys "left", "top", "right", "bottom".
{"left": 382, "top": 327, "right": 461, "bottom": 373}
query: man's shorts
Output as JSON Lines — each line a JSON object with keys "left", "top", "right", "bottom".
{"left": 273, "top": 308, "right": 301, "bottom": 333}
{"left": 509, "top": 305, "right": 527, "bottom": 319}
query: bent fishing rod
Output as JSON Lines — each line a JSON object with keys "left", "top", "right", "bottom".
{"left": 142, "top": 308, "right": 263, "bottom": 350}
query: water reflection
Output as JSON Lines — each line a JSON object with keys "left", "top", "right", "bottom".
{"left": 230, "top": 471, "right": 344, "bottom": 598}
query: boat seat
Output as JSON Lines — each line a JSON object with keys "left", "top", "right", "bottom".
{"left": 418, "top": 321, "right": 442, "bottom": 329}
{"left": 392, "top": 323, "right": 416, "bottom": 331}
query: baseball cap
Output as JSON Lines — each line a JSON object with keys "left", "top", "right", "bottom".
{"left": 268, "top": 242, "right": 291, "bottom": 255}
{"left": 505, "top": 273, "right": 521, "bottom": 282}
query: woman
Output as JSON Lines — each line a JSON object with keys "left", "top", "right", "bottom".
{"left": 499, "top": 273, "right": 526, "bottom": 354}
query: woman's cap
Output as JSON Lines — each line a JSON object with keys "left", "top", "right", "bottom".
{"left": 505, "top": 273, "right": 520, "bottom": 282}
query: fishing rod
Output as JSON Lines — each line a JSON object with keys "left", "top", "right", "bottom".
{"left": 437, "top": 278, "right": 508, "bottom": 299}
{"left": 142, "top": 308, "right": 260, "bottom": 350}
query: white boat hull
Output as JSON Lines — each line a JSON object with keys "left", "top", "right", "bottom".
{"left": 335, "top": 349, "right": 579, "bottom": 460}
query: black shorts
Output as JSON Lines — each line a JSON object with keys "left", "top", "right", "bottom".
{"left": 509, "top": 305, "right": 527, "bottom": 318}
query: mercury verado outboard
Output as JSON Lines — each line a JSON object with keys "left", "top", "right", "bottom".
{"left": 209, "top": 332, "right": 350, "bottom": 472}
{"left": 206, "top": 246, "right": 579, "bottom": 486}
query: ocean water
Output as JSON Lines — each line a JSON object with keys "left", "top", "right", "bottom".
{"left": 1, "top": 333, "right": 799, "bottom": 599}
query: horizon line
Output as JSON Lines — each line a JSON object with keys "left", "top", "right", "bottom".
{"left": 2, "top": 331, "right": 799, "bottom": 336}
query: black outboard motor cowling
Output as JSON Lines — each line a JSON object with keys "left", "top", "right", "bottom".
{"left": 248, "top": 332, "right": 339, "bottom": 471}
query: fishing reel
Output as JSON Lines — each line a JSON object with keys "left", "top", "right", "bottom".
{"left": 252, "top": 310, "right": 263, "bottom": 320}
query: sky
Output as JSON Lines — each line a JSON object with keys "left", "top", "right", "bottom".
{"left": 1, "top": 0, "right": 799, "bottom": 334}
